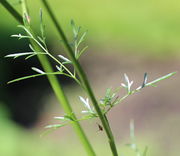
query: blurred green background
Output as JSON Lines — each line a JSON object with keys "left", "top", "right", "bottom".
{"left": 0, "top": 0, "right": 180, "bottom": 155}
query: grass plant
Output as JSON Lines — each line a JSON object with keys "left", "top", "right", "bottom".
{"left": 1, "top": 0, "right": 176, "bottom": 155}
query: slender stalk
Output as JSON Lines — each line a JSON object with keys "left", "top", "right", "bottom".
{"left": 1, "top": 1, "right": 96, "bottom": 155}
{"left": 41, "top": 0, "right": 118, "bottom": 155}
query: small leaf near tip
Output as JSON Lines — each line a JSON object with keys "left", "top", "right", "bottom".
{"left": 146, "top": 72, "right": 176, "bottom": 87}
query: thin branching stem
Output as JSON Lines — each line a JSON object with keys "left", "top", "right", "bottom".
{"left": 41, "top": 0, "right": 119, "bottom": 155}
{"left": 105, "top": 72, "right": 176, "bottom": 114}
{"left": 46, "top": 52, "right": 73, "bottom": 76}
{"left": 1, "top": 1, "right": 96, "bottom": 155}
{"left": 7, "top": 72, "right": 76, "bottom": 84}
{"left": 24, "top": 26, "right": 81, "bottom": 84}
{"left": 19, "top": 27, "right": 74, "bottom": 78}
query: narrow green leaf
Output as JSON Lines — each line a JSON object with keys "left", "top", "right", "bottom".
{"left": 29, "top": 44, "right": 35, "bottom": 51}
{"left": 25, "top": 54, "right": 36, "bottom": 60}
{"left": 45, "top": 124, "right": 66, "bottom": 129}
{"left": 77, "top": 31, "right": 87, "bottom": 47}
{"left": 62, "top": 61, "right": 72, "bottom": 65}
{"left": 76, "top": 46, "right": 88, "bottom": 59}
{"left": 7, "top": 72, "right": 61, "bottom": 84}
{"left": 70, "top": 19, "right": 81, "bottom": 39}
{"left": 5, "top": 52, "right": 34, "bottom": 58}
{"left": 146, "top": 72, "right": 176, "bottom": 87}
{"left": 37, "top": 36, "right": 45, "bottom": 44}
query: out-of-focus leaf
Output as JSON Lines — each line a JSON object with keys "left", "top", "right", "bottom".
{"left": 5, "top": 52, "right": 34, "bottom": 59}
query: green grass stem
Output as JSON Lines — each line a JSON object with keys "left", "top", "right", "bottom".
{"left": 41, "top": 0, "right": 118, "bottom": 155}
{"left": 1, "top": 1, "right": 96, "bottom": 155}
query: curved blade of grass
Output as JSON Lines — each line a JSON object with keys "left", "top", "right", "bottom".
{"left": 41, "top": 1, "right": 118, "bottom": 155}
{"left": 145, "top": 72, "right": 176, "bottom": 87}
{"left": 7, "top": 72, "right": 62, "bottom": 84}
{"left": 2, "top": 1, "right": 96, "bottom": 156}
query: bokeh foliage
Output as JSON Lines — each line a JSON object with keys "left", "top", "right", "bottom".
{"left": 1, "top": 0, "right": 180, "bottom": 55}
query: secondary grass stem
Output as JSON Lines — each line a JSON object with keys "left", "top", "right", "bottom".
{"left": 1, "top": 1, "right": 96, "bottom": 155}
{"left": 41, "top": 0, "right": 119, "bottom": 155}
